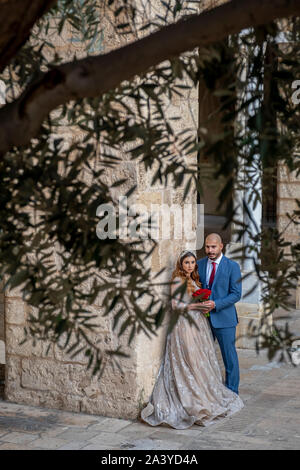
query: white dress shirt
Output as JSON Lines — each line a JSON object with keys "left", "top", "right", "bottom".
{"left": 206, "top": 252, "right": 223, "bottom": 287}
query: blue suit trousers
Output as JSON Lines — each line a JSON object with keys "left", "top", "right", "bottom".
{"left": 210, "top": 322, "right": 240, "bottom": 395}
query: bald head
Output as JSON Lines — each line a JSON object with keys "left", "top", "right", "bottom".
{"left": 206, "top": 233, "right": 222, "bottom": 244}
{"left": 205, "top": 233, "right": 223, "bottom": 260}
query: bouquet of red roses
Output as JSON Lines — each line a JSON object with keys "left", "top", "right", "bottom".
{"left": 192, "top": 288, "right": 212, "bottom": 317}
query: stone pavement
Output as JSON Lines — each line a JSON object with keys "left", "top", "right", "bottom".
{"left": 0, "top": 310, "right": 299, "bottom": 451}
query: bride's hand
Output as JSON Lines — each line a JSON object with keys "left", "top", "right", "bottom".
{"left": 188, "top": 303, "right": 210, "bottom": 313}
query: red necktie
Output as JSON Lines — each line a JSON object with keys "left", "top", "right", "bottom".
{"left": 209, "top": 262, "right": 216, "bottom": 288}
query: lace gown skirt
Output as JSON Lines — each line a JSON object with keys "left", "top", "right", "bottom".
{"left": 141, "top": 310, "right": 244, "bottom": 429}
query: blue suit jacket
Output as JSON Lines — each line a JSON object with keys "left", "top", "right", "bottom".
{"left": 197, "top": 255, "right": 242, "bottom": 328}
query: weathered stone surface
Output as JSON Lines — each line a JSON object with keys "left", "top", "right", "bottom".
{"left": 0, "top": 341, "right": 5, "bottom": 365}
{"left": 5, "top": 385, "right": 82, "bottom": 414}
{"left": 278, "top": 163, "right": 300, "bottom": 182}
{"left": 2, "top": 342, "right": 300, "bottom": 450}
{"left": 52, "top": 326, "right": 110, "bottom": 365}
{"left": 88, "top": 417, "right": 133, "bottom": 433}
{"left": 277, "top": 215, "right": 300, "bottom": 236}
{"left": 1, "top": 431, "right": 39, "bottom": 445}
{"left": 0, "top": 443, "right": 34, "bottom": 450}
{"left": 150, "top": 244, "right": 160, "bottom": 272}
{"left": 278, "top": 182, "right": 300, "bottom": 199}
{"left": 136, "top": 191, "right": 162, "bottom": 208}
{"left": 29, "top": 437, "right": 68, "bottom": 449}
{"left": 101, "top": 161, "right": 137, "bottom": 199}
{"left": 277, "top": 198, "right": 300, "bottom": 215}
{"left": 21, "top": 358, "right": 72, "bottom": 393}
{"left": 80, "top": 396, "right": 139, "bottom": 420}
{"left": 5, "top": 298, "right": 25, "bottom": 325}
{"left": 6, "top": 326, "right": 53, "bottom": 358}
{"left": 0, "top": 363, "right": 5, "bottom": 399}
{"left": 3, "top": 0, "right": 209, "bottom": 421}
{"left": 136, "top": 326, "right": 168, "bottom": 405}
{"left": 5, "top": 355, "right": 21, "bottom": 391}
{"left": 0, "top": 297, "right": 4, "bottom": 342}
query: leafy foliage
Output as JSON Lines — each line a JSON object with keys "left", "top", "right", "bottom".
{"left": 0, "top": 1, "right": 299, "bottom": 374}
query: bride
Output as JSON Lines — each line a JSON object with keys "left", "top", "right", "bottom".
{"left": 141, "top": 250, "right": 244, "bottom": 429}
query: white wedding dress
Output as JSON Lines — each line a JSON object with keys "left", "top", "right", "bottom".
{"left": 141, "top": 277, "right": 244, "bottom": 429}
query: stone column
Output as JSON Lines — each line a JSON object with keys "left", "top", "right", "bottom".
{"left": 229, "top": 163, "right": 268, "bottom": 349}
{"left": 227, "top": 36, "right": 268, "bottom": 348}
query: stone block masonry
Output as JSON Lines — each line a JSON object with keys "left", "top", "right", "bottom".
{"left": 3, "top": 2, "right": 199, "bottom": 419}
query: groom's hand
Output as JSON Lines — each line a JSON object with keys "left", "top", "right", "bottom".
{"left": 201, "top": 300, "right": 215, "bottom": 311}
{"left": 189, "top": 303, "right": 210, "bottom": 314}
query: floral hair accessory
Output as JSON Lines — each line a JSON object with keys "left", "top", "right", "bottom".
{"left": 180, "top": 249, "right": 196, "bottom": 259}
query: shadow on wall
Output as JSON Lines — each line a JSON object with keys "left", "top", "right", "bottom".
{"left": 0, "top": 289, "right": 5, "bottom": 399}
{"left": 0, "top": 341, "right": 4, "bottom": 399}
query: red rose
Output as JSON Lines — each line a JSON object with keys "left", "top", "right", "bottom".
{"left": 192, "top": 288, "right": 211, "bottom": 300}
{"left": 192, "top": 288, "right": 211, "bottom": 318}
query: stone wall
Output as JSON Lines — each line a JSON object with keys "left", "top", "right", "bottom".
{"left": 0, "top": 82, "right": 6, "bottom": 398}
{"left": 6, "top": 0, "right": 299, "bottom": 419}
{"left": 0, "top": 290, "right": 4, "bottom": 343}
{"left": 4, "top": 2, "right": 198, "bottom": 418}
{"left": 278, "top": 162, "right": 300, "bottom": 308}
{"left": 0, "top": 287, "right": 4, "bottom": 399}
{"left": 4, "top": 283, "right": 147, "bottom": 418}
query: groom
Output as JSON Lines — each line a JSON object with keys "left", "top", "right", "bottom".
{"left": 197, "top": 233, "right": 242, "bottom": 395}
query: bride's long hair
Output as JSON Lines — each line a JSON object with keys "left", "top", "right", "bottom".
{"left": 171, "top": 251, "right": 202, "bottom": 295}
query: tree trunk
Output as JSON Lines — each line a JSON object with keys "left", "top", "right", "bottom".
{"left": 0, "top": 0, "right": 299, "bottom": 154}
